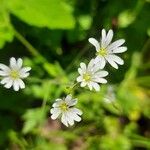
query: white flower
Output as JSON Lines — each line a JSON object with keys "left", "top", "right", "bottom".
{"left": 76, "top": 59, "right": 108, "bottom": 91}
{"left": 50, "top": 95, "right": 83, "bottom": 127}
{"left": 88, "top": 29, "right": 127, "bottom": 69}
{"left": 0, "top": 57, "right": 31, "bottom": 91}
{"left": 104, "top": 86, "right": 116, "bottom": 103}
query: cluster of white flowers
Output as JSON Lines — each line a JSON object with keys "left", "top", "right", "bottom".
{"left": 50, "top": 29, "right": 127, "bottom": 127}
{"left": 76, "top": 29, "right": 127, "bottom": 91}
{"left": 0, "top": 29, "right": 127, "bottom": 127}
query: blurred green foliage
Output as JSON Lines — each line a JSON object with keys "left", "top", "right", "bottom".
{"left": 0, "top": 0, "right": 150, "bottom": 149}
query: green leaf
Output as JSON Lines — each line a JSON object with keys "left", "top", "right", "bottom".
{"left": 118, "top": 10, "right": 136, "bottom": 28}
{"left": 6, "top": 0, "right": 75, "bottom": 29}
{"left": 78, "top": 15, "right": 92, "bottom": 30}
{"left": 0, "top": 1, "right": 14, "bottom": 48}
{"left": 22, "top": 108, "right": 47, "bottom": 134}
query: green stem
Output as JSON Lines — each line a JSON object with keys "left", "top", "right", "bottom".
{"left": 27, "top": 77, "right": 68, "bottom": 85}
{"left": 131, "top": 139, "right": 150, "bottom": 148}
{"left": 14, "top": 29, "right": 46, "bottom": 62}
{"left": 66, "top": 81, "right": 79, "bottom": 94}
{"left": 129, "top": 134, "right": 150, "bottom": 148}
{"left": 111, "top": 101, "right": 124, "bottom": 114}
{"left": 71, "top": 82, "right": 79, "bottom": 89}
{"left": 141, "top": 38, "right": 150, "bottom": 61}
{"left": 42, "top": 81, "right": 51, "bottom": 111}
{"left": 13, "top": 28, "right": 59, "bottom": 77}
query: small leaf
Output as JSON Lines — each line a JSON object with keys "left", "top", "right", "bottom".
{"left": 118, "top": 10, "right": 136, "bottom": 28}
{"left": 22, "top": 108, "right": 47, "bottom": 134}
{"left": 78, "top": 15, "right": 92, "bottom": 30}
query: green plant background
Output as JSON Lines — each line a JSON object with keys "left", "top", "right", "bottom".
{"left": 0, "top": 0, "right": 150, "bottom": 149}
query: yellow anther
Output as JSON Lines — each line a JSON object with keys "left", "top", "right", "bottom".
{"left": 59, "top": 102, "right": 68, "bottom": 111}
{"left": 97, "top": 48, "right": 107, "bottom": 56}
{"left": 83, "top": 73, "right": 91, "bottom": 81}
{"left": 10, "top": 70, "right": 19, "bottom": 79}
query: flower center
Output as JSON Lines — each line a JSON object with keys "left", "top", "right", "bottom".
{"left": 83, "top": 73, "right": 91, "bottom": 81}
{"left": 59, "top": 102, "right": 68, "bottom": 111}
{"left": 10, "top": 70, "right": 19, "bottom": 79}
{"left": 97, "top": 48, "right": 107, "bottom": 56}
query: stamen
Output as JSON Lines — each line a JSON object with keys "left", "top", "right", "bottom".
{"left": 83, "top": 73, "right": 91, "bottom": 81}
{"left": 97, "top": 48, "right": 107, "bottom": 56}
{"left": 10, "top": 70, "right": 19, "bottom": 79}
{"left": 59, "top": 102, "right": 68, "bottom": 111}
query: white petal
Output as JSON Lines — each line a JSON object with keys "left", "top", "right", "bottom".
{"left": 13, "top": 80, "right": 20, "bottom": 91}
{"left": 56, "top": 98, "right": 62, "bottom": 102}
{"left": 71, "top": 108, "right": 83, "bottom": 115}
{"left": 78, "top": 68, "right": 83, "bottom": 75}
{"left": 108, "top": 55, "right": 124, "bottom": 65}
{"left": 66, "top": 112, "right": 75, "bottom": 126}
{"left": 19, "top": 72, "right": 30, "bottom": 78}
{"left": 0, "top": 70, "right": 10, "bottom": 76}
{"left": 18, "top": 79, "right": 25, "bottom": 89}
{"left": 67, "top": 99, "right": 77, "bottom": 107}
{"left": 50, "top": 108, "right": 55, "bottom": 114}
{"left": 50, "top": 108, "right": 60, "bottom": 114}
{"left": 105, "top": 56, "right": 118, "bottom": 69}
{"left": 92, "top": 82, "right": 100, "bottom": 91}
{"left": 88, "top": 82, "right": 93, "bottom": 90}
{"left": 10, "top": 57, "right": 18, "bottom": 69}
{"left": 94, "top": 78, "right": 107, "bottom": 84}
{"left": 71, "top": 111, "right": 82, "bottom": 122}
{"left": 67, "top": 117, "right": 74, "bottom": 126}
{"left": 74, "top": 115, "right": 81, "bottom": 122}
{"left": 92, "top": 64, "right": 100, "bottom": 72}
{"left": 80, "top": 81, "right": 87, "bottom": 87}
{"left": 61, "top": 113, "right": 69, "bottom": 127}
{"left": 76, "top": 76, "right": 83, "bottom": 82}
{"left": 65, "top": 94, "right": 72, "bottom": 101}
{"left": 65, "top": 95, "right": 77, "bottom": 107}
{"left": 94, "top": 56, "right": 100, "bottom": 64}
{"left": 0, "top": 63, "right": 11, "bottom": 72}
{"left": 1, "top": 77, "right": 12, "bottom": 84}
{"left": 108, "top": 39, "right": 125, "bottom": 51}
{"left": 87, "top": 59, "right": 95, "bottom": 70}
{"left": 101, "top": 29, "right": 107, "bottom": 47}
{"left": 51, "top": 108, "right": 61, "bottom": 120}
{"left": 95, "top": 71, "right": 108, "bottom": 77}
{"left": 105, "top": 29, "right": 113, "bottom": 47}
{"left": 112, "top": 46, "right": 127, "bottom": 53}
{"left": 20, "top": 67, "right": 31, "bottom": 73}
{"left": 19, "top": 67, "right": 31, "bottom": 78}
{"left": 88, "top": 38, "right": 100, "bottom": 51}
{"left": 4, "top": 79, "right": 13, "bottom": 89}
{"left": 52, "top": 99, "right": 62, "bottom": 107}
{"left": 93, "top": 61, "right": 107, "bottom": 72}
{"left": 80, "top": 63, "right": 86, "bottom": 72}
{"left": 17, "top": 58, "right": 23, "bottom": 68}
{"left": 94, "top": 56, "right": 106, "bottom": 69}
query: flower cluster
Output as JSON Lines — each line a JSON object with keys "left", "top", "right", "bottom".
{"left": 50, "top": 29, "right": 127, "bottom": 127}
{"left": 0, "top": 29, "right": 127, "bottom": 127}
